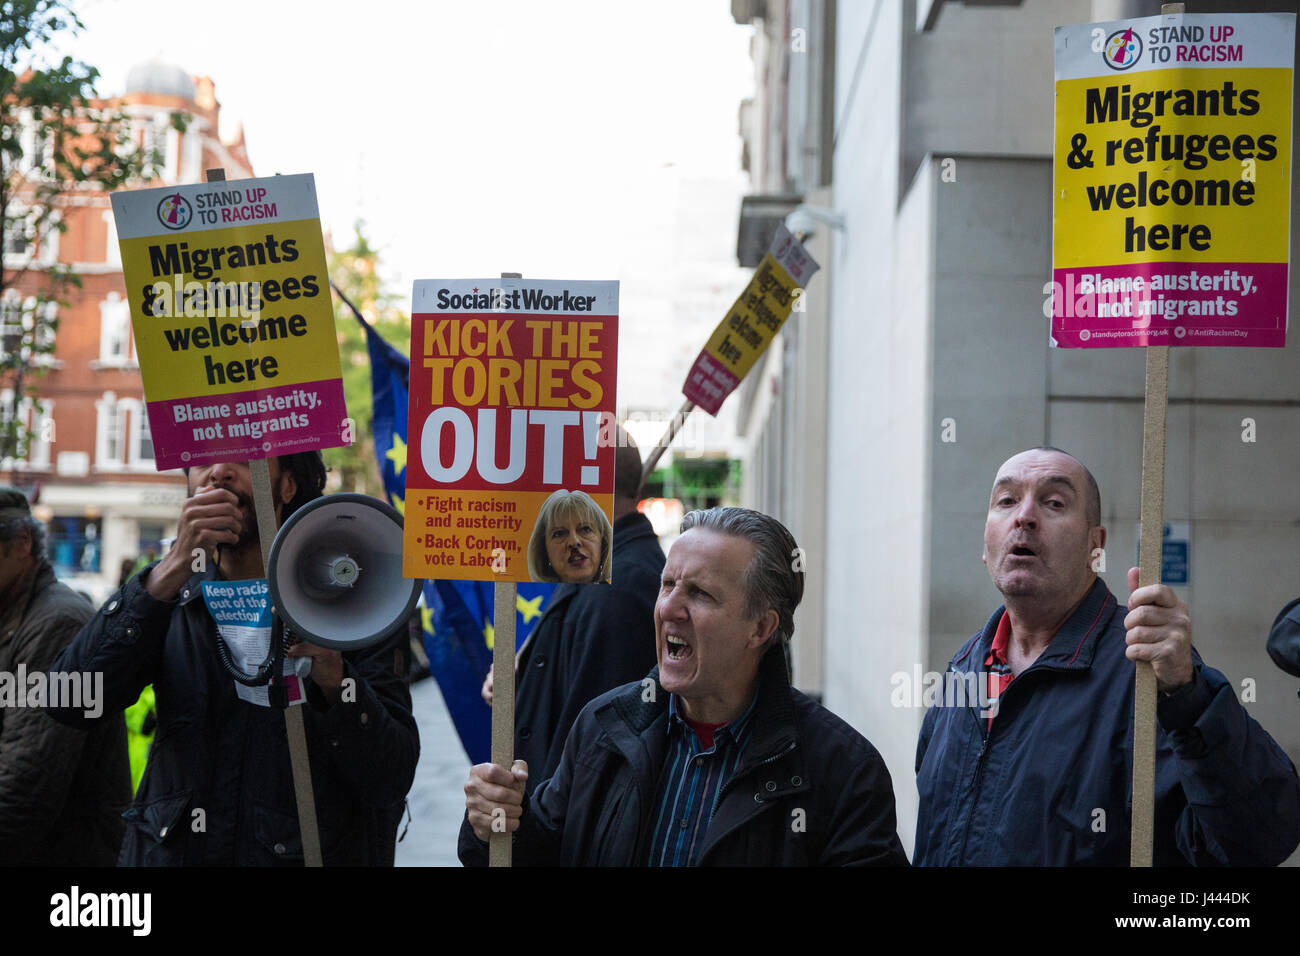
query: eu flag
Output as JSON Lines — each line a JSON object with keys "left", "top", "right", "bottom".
{"left": 344, "top": 288, "right": 553, "bottom": 764}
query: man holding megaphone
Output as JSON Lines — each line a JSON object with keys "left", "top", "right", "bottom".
{"left": 50, "top": 452, "right": 420, "bottom": 866}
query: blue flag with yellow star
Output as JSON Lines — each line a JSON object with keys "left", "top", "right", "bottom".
{"left": 350, "top": 294, "right": 554, "bottom": 764}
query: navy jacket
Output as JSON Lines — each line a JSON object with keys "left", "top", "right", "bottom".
{"left": 915, "top": 578, "right": 1300, "bottom": 866}
{"left": 50, "top": 564, "right": 419, "bottom": 866}
{"left": 513, "top": 511, "right": 664, "bottom": 795}
{"left": 461, "top": 649, "right": 909, "bottom": 866}
{"left": 1267, "top": 597, "right": 1300, "bottom": 678}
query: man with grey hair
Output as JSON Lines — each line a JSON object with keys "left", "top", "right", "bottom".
{"left": 0, "top": 486, "right": 130, "bottom": 864}
{"left": 480, "top": 427, "right": 665, "bottom": 798}
{"left": 461, "top": 506, "right": 907, "bottom": 866}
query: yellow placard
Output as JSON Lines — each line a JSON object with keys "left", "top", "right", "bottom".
{"left": 118, "top": 219, "right": 340, "bottom": 400}
{"left": 1055, "top": 68, "right": 1292, "bottom": 267}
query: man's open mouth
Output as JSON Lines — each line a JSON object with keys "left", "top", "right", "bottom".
{"left": 1011, "top": 546, "right": 1036, "bottom": 557}
{"left": 666, "top": 635, "right": 692, "bottom": 661}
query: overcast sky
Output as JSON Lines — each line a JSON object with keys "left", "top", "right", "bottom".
{"left": 68, "top": 0, "right": 752, "bottom": 287}
{"left": 64, "top": 0, "right": 755, "bottom": 424}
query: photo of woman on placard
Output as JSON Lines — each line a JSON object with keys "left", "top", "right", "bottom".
{"left": 526, "top": 489, "right": 613, "bottom": 584}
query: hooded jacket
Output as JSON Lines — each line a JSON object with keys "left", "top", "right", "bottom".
{"left": 460, "top": 648, "right": 908, "bottom": 866}
{"left": 914, "top": 578, "right": 1300, "bottom": 866}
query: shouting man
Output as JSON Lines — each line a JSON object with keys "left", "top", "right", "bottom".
{"left": 462, "top": 507, "right": 907, "bottom": 866}
{"left": 914, "top": 447, "right": 1300, "bottom": 865}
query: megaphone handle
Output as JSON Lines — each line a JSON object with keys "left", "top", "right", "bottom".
{"left": 268, "top": 613, "right": 288, "bottom": 710}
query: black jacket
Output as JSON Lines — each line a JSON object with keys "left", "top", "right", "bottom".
{"left": 514, "top": 511, "right": 664, "bottom": 794}
{"left": 0, "top": 560, "right": 129, "bottom": 865}
{"left": 460, "top": 649, "right": 909, "bottom": 866}
{"left": 49, "top": 563, "right": 419, "bottom": 866}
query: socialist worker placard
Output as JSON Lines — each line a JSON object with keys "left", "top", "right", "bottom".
{"left": 403, "top": 279, "right": 618, "bottom": 583}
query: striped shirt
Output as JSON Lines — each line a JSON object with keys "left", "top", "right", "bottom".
{"left": 645, "top": 691, "right": 759, "bottom": 867}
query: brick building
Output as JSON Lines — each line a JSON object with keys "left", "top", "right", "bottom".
{"left": 1, "top": 59, "right": 254, "bottom": 602}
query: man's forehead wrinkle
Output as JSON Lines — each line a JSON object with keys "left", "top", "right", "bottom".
{"left": 1034, "top": 474, "right": 1081, "bottom": 492}
{"left": 992, "top": 470, "right": 1081, "bottom": 492}
{"left": 663, "top": 555, "right": 723, "bottom": 587}
{"left": 664, "top": 533, "right": 747, "bottom": 590}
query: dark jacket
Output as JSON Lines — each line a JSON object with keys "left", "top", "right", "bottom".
{"left": 1267, "top": 597, "right": 1300, "bottom": 678}
{"left": 914, "top": 578, "right": 1300, "bottom": 866}
{"left": 514, "top": 511, "right": 664, "bottom": 794}
{"left": 0, "top": 560, "right": 129, "bottom": 865}
{"left": 460, "top": 648, "right": 908, "bottom": 866}
{"left": 49, "top": 563, "right": 419, "bottom": 866}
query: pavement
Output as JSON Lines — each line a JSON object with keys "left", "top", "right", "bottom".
{"left": 394, "top": 675, "right": 473, "bottom": 867}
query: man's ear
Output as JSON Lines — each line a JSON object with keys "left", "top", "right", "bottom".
{"left": 1091, "top": 524, "right": 1107, "bottom": 554}
{"left": 15, "top": 526, "right": 33, "bottom": 561}
{"left": 748, "top": 608, "right": 780, "bottom": 651}
{"left": 276, "top": 468, "right": 297, "bottom": 510}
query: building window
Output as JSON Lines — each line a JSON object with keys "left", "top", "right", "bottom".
{"left": 180, "top": 123, "right": 202, "bottom": 183}
{"left": 33, "top": 298, "right": 57, "bottom": 360}
{"left": 138, "top": 409, "right": 154, "bottom": 463}
{"left": 142, "top": 113, "right": 174, "bottom": 177}
{"left": 0, "top": 388, "right": 17, "bottom": 469}
{"left": 3, "top": 215, "right": 30, "bottom": 256}
{"left": 1, "top": 293, "right": 56, "bottom": 365}
{"left": 103, "top": 209, "right": 121, "bottom": 267}
{"left": 122, "top": 397, "right": 155, "bottom": 470}
{"left": 49, "top": 516, "right": 101, "bottom": 575}
{"left": 0, "top": 389, "right": 53, "bottom": 471}
{"left": 18, "top": 108, "right": 53, "bottom": 179}
{"left": 98, "top": 292, "right": 135, "bottom": 365}
{"left": 0, "top": 290, "right": 22, "bottom": 352}
{"left": 95, "top": 391, "right": 126, "bottom": 471}
{"left": 105, "top": 404, "right": 122, "bottom": 461}
{"left": 27, "top": 398, "right": 52, "bottom": 469}
{"left": 0, "top": 208, "right": 53, "bottom": 265}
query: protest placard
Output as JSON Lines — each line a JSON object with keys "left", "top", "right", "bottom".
{"left": 403, "top": 278, "right": 618, "bottom": 583}
{"left": 1052, "top": 12, "right": 1294, "bottom": 347}
{"left": 111, "top": 173, "right": 348, "bottom": 469}
{"left": 682, "top": 224, "right": 819, "bottom": 414}
{"left": 201, "top": 578, "right": 307, "bottom": 708}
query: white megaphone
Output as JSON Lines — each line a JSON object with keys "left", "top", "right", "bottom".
{"left": 267, "top": 493, "right": 422, "bottom": 651}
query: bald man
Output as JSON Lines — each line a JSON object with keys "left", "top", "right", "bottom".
{"left": 914, "top": 446, "right": 1300, "bottom": 866}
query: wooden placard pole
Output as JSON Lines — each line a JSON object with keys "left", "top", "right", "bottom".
{"left": 490, "top": 578, "right": 517, "bottom": 867}
{"left": 1128, "top": 0, "right": 1183, "bottom": 870}
{"left": 205, "top": 167, "right": 323, "bottom": 868}
{"left": 640, "top": 399, "right": 695, "bottom": 495}
{"left": 1131, "top": 345, "right": 1167, "bottom": 867}
{"left": 489, "top": 272, "right": 523, "bottom": 868}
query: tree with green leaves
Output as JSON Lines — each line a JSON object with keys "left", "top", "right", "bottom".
{"left": 325, "top": 220, "right": 411, "bottom": 495}
{"left": 0, "top": 0, "right": 175, "bottom": 463}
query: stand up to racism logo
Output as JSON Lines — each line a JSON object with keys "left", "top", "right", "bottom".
{"left": 1103, "top": 27, "right": 1143, "bottom": 70}
{"left": 156, "top": 193, "right": 192, "bottom": 230}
